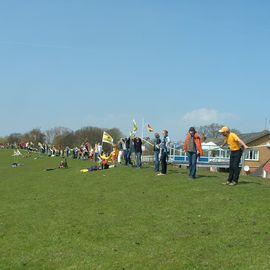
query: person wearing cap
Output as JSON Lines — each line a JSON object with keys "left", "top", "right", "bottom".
{"left": 219, "top": 126, "right": 248, "bottom": 186}
{"left": 183, "top": 127, "right": 203, "bottom": 179}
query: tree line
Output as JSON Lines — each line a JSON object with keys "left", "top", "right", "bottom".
{"left": 0, "top": 126, "right": 123, "bottom": 150}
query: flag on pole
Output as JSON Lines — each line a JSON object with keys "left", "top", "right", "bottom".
{"left": 147, "top": 124, "right": 154, "bottom": 132}
{"left": 133, "top": 119, "right": 138, "bottom": 132}
{"left": 129, "top": 130, "right": 136, "bottom": 139}
{"left": 102, "top": 131, "right": 114, "bottom": 145}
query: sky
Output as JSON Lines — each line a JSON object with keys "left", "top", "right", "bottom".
{"left": 0, "top": 0, "right": 270, "bottom": 141}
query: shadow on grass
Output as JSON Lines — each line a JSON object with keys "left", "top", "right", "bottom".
{"left": 167, "top": 170, "right": 184, "bottom": 175}
{"left": 196, "top": 175, "right": 218, "bottom": 179}
{"left": 238, "top": 181, "right": 262, "bottom": 185}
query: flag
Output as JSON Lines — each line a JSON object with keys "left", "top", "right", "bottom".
{"left": 102, "top": 131, "right": 114, "bottom": 145}
{"left": 133, "top": 119, "right": 138, "bottom": 132}
{"left": 147, "top": 124, "right": 154, "bottom": 132}
{"left": 129, "top": 130, "right": 136, "bottom": 139}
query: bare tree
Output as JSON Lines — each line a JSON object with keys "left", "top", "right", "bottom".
{"left": 196, "top": 123, "right": 240, "bottom": 140}
{"left": 22, "top": 128, "right": 46, "bottom": 145}
{"left": 45, "top": 127, "right": 73, "bottom": 145}
{"left": 7, "top": 133, "right": 22, "bottom": 145}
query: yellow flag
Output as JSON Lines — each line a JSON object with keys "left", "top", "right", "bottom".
{"left": 102, "top": 131, "right": 114, "bottom": 145}
{"left": 129, "top": 130, "right": 136, "bottom": 139}
{"left": 133, "top": 119, "right": 138, "bottom": 132}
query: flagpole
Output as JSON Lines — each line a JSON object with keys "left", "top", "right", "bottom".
{"left": 142, "top": 138, "right": 154, "bottom": 146}
{"left": 101, "top": 132, "right": 104, "bottom": 155}
{"left": 141, "top": 118, "right": 144, "bottom": 139}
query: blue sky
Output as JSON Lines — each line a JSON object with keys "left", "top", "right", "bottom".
{"left": 0, "top": 0, "right": 269, "bottom": 140}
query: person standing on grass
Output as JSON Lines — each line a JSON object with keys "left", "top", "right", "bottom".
{"left": 157, "top": 130, "right": 170, "bottom": 176}
{"left": 183, "top": 127, "right": 203, "bottom": 179}
{"left": 153, "top": 133, "right": 161, "bottom": 172}
{"left": 125, "top": 137, "right": 133, "bottom": 166}
{"left": 133, "top": 137, "right": 143, "bottom": 168}
{"left": 94, "top": 143, "right": 99, "bottom": 162}
{"left": 117, "top": 138, "right": 125, "bottom": 164}
{"left": 219, "top": 126, "right": 248, "bottom": 186}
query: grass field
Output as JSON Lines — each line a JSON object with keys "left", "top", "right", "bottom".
{"left": 0, "top": 149, "right": 270, "bottom": 270}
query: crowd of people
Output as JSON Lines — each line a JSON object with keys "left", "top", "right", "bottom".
{"left": 3, "top": 125, "right": 249, "bottom": 184}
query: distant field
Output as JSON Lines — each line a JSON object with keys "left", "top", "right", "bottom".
{"left": 0, "top": 149, "right": 270, "bottom": 270}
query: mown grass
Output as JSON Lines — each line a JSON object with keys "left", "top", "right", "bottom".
{"left": 0, "top": 149, "right": 270, "bottom": 270}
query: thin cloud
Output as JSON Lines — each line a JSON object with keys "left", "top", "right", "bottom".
{"left": 182, "top": 108, "right": 235, "bottom": 125}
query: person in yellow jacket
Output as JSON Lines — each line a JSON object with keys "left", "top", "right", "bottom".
{"left": 99, "top": 152, "right": 111, "bottom": 170}
{"left": 183, "top": 127, "right": 203, "bottom": 179}
{"left": 219, "top": 126, "right": 248, "bottom": 186}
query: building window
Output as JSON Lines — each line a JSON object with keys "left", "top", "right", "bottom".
{"left": 244, "top": 150, "right": 259, "bottom": 161}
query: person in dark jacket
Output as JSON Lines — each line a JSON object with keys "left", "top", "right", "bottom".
{"left": 125, "top": 137, "right": 132, "bottom": 166}
{"left": 157, "top": 130, "right": 170, "bottom": 176}
{"left": 153, "top": 133, "right": 161, "bottom": 172}
{"left": 133, "top": 137, "right": 142, "bottom": 168}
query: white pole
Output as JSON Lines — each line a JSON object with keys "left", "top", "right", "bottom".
{"left": 141, "top": 118, "right": 145, "bottom": 139}
{"left": 142, "top": 138, "right": 154, "bottom": 146}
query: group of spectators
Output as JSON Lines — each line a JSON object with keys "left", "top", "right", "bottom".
{"left": 2, "top": 125, "right": 248, "bottom": 184}
{"left": 153, "top": 126, "right": 248, "bottom": 186}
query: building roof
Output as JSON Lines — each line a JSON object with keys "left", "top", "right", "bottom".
{"left": 201, "top": 142, "right": 219, "bottom": 150}
{"left": 263, "top": 159, "right": 270, "bottom": 173}
{"left": 204, "top": 137, "right": 223, "bottom": 145}
{"left": 238, "top": 130, "right": 270, "bottom": 144}
{"left": 205, "top": 130, "right": 270, "bottom": 146}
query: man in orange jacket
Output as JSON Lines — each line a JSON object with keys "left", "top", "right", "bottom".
{"left": 183, "top": 127, "right": 203, "bottom": 179}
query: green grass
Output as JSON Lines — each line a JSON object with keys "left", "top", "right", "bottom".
{"left": 0, "top": 149, "right": 270, "bottom": 270}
